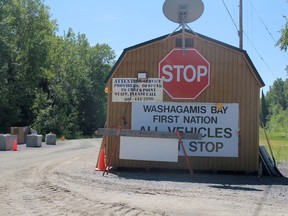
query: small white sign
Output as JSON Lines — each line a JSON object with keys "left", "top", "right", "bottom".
{"left": 120, "top": 137, "right": 178, "bottom": 162}
{"left": 112, "top": 78, "right": 163, "bottom": 102}
{"left": 132, "top": 102, "right": 239, "bottom": 157}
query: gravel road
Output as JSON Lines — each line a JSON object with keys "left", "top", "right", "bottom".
{"left": 0, "top": 138, "right": 287, "bottom": 216}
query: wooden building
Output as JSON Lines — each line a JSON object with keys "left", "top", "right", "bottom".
{"left": 103, "top": 30, "right": 264, "bottom": 173}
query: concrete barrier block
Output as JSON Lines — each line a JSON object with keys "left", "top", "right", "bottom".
{"left": 0, "top": 134, "right": 6, "bottom": 151}
{"left": 26, "top": 134, "right": 42, "bottom": 147}
{"left": 45, "top": 133, "right": 56, "bottom": 145}
{"left": 0, "top": 134, "right": 17, "bottom": 151}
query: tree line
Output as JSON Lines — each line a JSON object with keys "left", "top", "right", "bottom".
{"left": 261, "top": 78, "right": 288, "bottom": 136}
{"left": 0, "top": 0, "right": 287, "bottom": 138}
{"left": 261, "top": 14, "right": 288, "bottom": 136}
{"left": 0, "top": 0, "right": 115, "bottom": 138}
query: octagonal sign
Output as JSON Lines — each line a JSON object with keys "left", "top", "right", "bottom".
{"left": 159, "top": 48, "right": 210, "bottom": 99}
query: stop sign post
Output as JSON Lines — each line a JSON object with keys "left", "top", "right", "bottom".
{"left": 159, "top": 48, "right": 210, "bottom": 99}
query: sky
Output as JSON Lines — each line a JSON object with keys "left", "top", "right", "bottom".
{"left": 44, "top": 0, "right": 287, "bottom": 93}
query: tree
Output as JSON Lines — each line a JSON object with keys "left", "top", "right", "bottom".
{"left": 32, "top": 29, "right": 115, "bottom": 138}
{"left": 265, "top": 78, "right": 288, "bottom": 135}
{"left": 77, "top": 43, "right": 115, "bottom": 136}
{"left": 1, "top": 1, "right": 115, "bottom": 137}
{"left": 0, "top": 0, "right": 54, "bottom": 132}
{"left": 277, "top": 16, "right": 288, "bottom": 52}
{"left": 266, "top": 104, "right": 288, "bottom": 136}
{"left": 276, "top": 16, "right": 288, "bottom": 74}
{"left": 260, "top": 90, "right": 268, "bottom": 127}
{"left": 266, "top": 78, "right": 288, "bottom": 111}
{"left": 265, "top": 6, "right": 288, "bottom": 135}
{"left": 33, "top": 29, "right": 85, "bottom": 137}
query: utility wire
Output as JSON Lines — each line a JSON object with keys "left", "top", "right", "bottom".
{"left": 221, "top": 0, "right": 239, "bottom": 32}
{"left": 247, "top": 0, "right": 288, "bottom": 62}
{"left": 221, "top": 0, "right": 278, "bottom": 78}
{"left": 247, "top": 0, "right": 277, "bottom": 43}
{"left": 242, "top": 31, "right": 276, "bottom": 78}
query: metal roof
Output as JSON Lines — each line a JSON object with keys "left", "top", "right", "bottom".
{"left": 105, "top": 29, "right": 265, "bottom": 87}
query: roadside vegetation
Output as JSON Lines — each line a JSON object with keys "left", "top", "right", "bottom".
{"left": 259, "top": 128, "right": 288, "bottom": 163}
{"left": 260, "top": 78, "right": 288, "bottom": 163}
{"left": 0, "top": 0, "right": 115, "bottom": 138}
{"left": 259, "top": 14, "right": 288, "bottom": 162}
{"left": 1, "top": 0, "right": 287, "bottom": 144}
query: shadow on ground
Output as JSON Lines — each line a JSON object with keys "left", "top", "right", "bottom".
{"left": 108, "top": 165, "right": 288, "bottom": 187}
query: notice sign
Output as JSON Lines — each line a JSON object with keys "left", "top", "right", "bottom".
{"left": 112, "top": 78, "right": 163, "bottom": 102}
{"left": 120, "top": 137, "right": 178, "bottom": 162}
{"left": 132, "top": 102, "right": 239, "bottom": 157}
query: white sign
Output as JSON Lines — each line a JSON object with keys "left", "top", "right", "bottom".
{"left": 120, "top": 137, "right": 178, "bottom": 162}
{"left": 132, "top": 102, "right": 239, "bottom": 157}
{"left": 112, "top": 78, "right": 163, "bottom": 102}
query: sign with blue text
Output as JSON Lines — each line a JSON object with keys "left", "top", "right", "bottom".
{"left": 132, "top": 102, "right": 239, "bottom": 157}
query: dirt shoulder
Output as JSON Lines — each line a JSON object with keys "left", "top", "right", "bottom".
{"left": 0, "top": 138, "right": 287, "bottom": 216}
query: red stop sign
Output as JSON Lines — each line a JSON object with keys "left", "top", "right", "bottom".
{"left": 159, "top": 48, "right": 210, "bottom": 99}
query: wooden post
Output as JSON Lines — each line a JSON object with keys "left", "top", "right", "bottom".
{"left": 176, "top": 129, "right": 193, "bottom": 177}
{"left": 103, "top": 126, "right": 121, "bottom": 176}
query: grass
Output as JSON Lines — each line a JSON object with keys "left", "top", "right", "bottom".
{"left": 259, "top": 128, "right": 288, "bottom": 163}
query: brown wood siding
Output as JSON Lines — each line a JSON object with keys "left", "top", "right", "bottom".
{"left": 105, "top": 33, "right": 261, "bottom": 172}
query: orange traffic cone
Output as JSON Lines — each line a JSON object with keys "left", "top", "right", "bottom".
{"left": 95, "top": 148, "right": 106, "bottom": 171}
{"left": 12, "top": 139, "right": 17, "bottom": 151}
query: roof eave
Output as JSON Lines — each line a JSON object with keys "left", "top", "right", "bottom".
{"left": 105, "top": 29, "right": 265, "bottom": 87}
